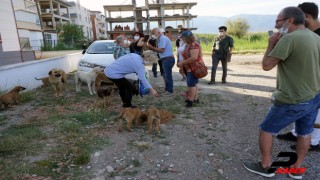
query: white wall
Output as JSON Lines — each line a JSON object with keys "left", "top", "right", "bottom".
{"left": 0, "top": 52, "right": 82, "bottom": 91}
{"left": 0, "top": 0, "right": 20, "bottom": 51}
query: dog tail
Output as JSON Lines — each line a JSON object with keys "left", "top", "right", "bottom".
{"left": 35, "top": 77, "right": 42, "bottom": 80}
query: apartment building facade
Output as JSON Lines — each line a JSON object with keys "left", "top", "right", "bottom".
{"left": 68, "top": 0, "right": 93, "bottom": 41}
{"left": 90, "top": 11, "right": 107, "bottom": 40}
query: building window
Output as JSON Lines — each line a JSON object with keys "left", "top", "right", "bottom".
{"left": 0, "top": 33, "right": 2, "bottom": 44}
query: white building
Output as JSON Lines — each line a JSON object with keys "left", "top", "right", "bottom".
{"left": 91, "top": 11, "right": 107, "bottom": 40}
{"left": 0, "top": 0, "right": 23, "bottom": 65}
{"left": 68, "top": 0, "right": 93, "bottom": 41}
{"left": 12, "top": 0, "right": 43, "bottom": 50}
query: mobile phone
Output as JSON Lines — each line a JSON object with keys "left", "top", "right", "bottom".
{"left": 268, "top": 30, "right": 273, "bottom": 36}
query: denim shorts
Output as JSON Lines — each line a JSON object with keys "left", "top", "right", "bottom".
{"left": 260, "top": 97, "right": 318, "bottom": 136}
{"left": 186, "top": 72, "right": 198, "bottom": 87}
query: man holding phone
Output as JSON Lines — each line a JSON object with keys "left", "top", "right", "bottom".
{"left": 276, "top": 2, "right": 320, "bottom": 152}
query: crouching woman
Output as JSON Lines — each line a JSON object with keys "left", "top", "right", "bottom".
{"left": 104, "top": 51, "right": 159, "bottom": 108}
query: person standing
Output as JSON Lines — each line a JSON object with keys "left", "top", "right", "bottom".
{"left": 129, "top": 32, "right": 145, "bottom": 55}
{"left": 177, "top": 30, "right": 200, "bottom": 107}
{"left": 208, "top": 26, "right": 234, "bottom": 84}
{"left": 148, "top": 28, "right": 175, "bottom": 94}
{"left": 113, "top": 36, "right": 128, "bottom": 60}
{"left": 276, "top": 2, "right": 320, "bottom": 151}
{"left": 243, "top": 7, "right": 320, "bottom": 179}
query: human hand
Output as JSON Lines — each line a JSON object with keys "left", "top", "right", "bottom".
{"left": 150, "top": 88, "right": 159, "bottom": 97}
{"left": 268, "top": 32, "right": 281, "bottom": 48}
{"left": 177, "top": 62, "right": 183, "bottom": 68}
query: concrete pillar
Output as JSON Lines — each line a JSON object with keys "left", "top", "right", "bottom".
{"left": 186, "top": 5, "right": 190, "bottom": 28}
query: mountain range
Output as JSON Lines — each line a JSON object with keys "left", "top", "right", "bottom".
{"left": 167, "top": 14, "right": 277, "bottom": 34}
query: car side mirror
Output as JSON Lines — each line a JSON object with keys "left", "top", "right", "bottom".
{"left": 82, "top": 49, "right": 86, "bottom": 54}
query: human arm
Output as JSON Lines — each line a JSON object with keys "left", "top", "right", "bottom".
{"left": 177, "top": 47, "right": 199, "bottom": 68}
{"left": 262, "top": 33, "right": 281, "bottom": 71}
{"left": 136, "top": 37, "right": 145, "bottom": 47}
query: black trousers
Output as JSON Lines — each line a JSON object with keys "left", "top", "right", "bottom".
{"left": 108, "top": 77, "right": 137, "bottom": 107}
{"left": 211, "top": 53, "right": 227, "bottom": 81}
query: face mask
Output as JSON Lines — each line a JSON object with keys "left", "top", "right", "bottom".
{"left": 219, "top": 32, "right": 225, "bottom": 36}
{"left": 279, "top": 21, "right": 289, "bottom": 36}
{"left": 151, "top": 34, "right": 157, "bottom": 39}
{"left": 134, "top": 36, "right": 140, "bottom": 41}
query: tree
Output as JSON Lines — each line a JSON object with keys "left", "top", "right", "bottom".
{"left": 225, "top": 18, "right": 250, "bottom": 38}
{"left": 56, "top": 23, "right": 85, "bottom": 47}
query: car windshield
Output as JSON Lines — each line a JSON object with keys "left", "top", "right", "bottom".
{"left": 86, "top": 42, "right": 115, "bottom": 54}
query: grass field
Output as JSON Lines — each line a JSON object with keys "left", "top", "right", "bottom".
{"left": 196, "top": 32, "right": 268, "bottom": 54}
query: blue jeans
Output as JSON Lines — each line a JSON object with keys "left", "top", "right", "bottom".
{"left": 260, "top": 94, "right": 320, "bottom": 136}
{"left": 161, "top": 57, "right": 175, "bottom": 93}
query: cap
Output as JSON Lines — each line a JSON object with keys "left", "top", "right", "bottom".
{"left": 181, "top": 30, "right": 193, "bottom": 37}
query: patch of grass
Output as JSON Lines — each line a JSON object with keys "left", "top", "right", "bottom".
{"left": 122, "top": 170, "right": 138, "bottom": 176}
{"left": 58, "top": 121, "right": 82, "bottom": 133}
{"left": 128, "top": 159, "right": 141, "bottom": 167}
{"left": 0, "top": 124, "right": 46, "bottom": 156}
{"left": 34, "top": 96, "right": 73, "bottom": 107}
{"left": 70, "top": 111, "right": 117, "bottom": 125}
{"left": 19, "top": 91, "right": 34, "bottom": 103}
{"left": 75, "top": 136, "right": 111, "bottom": 153}
{"left": 0, "top": 115, "right": 7, "bottom": 125}
{"left": 74, "top": 151, "right": 90, "bottom": 165}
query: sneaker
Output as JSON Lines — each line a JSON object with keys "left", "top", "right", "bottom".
{"left": 290, "top": 144, "right": 320, "bottom": 151}
{"left": 208, "top": 80, "right": 215, "bottom": 85}
{"left": 276, "top": 132, "right": 297, "bottom": 142}
{"left": 243, "top": 161, "right": 275, "bottom": 178}
{"left": 288, "top": 173, "right": 303, "bottom": 179}
{"left": 185, "top": 100, "right": 193, "bottom": 107}
{"left": 184, "top": 99, "right": 199, "bottom": 103}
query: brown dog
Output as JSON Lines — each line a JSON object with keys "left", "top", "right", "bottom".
{"left": 146, "top": 107, "right": 161, "bottom": 134}
{"left": 48, "top": 68, "right": 67, "bottom": 97}
{"left": 0, "top": 86, "right": 26, "bottom": 109}
{"left": 35, "top": 77, "right": 50, "bottom": 87}
{"left": 97, "top": 87, "right": 116, "bottom": 107}
{"left": 95, "top": 72, "right": 115, "bottom": 93}
{"left": 118, "top": 107, "right": 142, "bottom": 132}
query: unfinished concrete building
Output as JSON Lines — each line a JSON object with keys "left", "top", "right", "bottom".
{"left": 104, "top": 0, "right": 197, "bottom": 39}
{"left": 36, "top": 0, "right": 72, "bottom": 45}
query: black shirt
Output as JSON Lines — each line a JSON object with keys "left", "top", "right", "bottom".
{"left": 130, "top": 41, "right": 143, "bottom": 55}
{"left": 213, "top": 35, "right": 234, "bottom": 54}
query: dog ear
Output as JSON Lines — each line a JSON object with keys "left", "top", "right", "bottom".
{"left": 48, "top": 71, "right": 52, "bottom": 75}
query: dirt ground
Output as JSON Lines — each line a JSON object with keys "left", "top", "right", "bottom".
{"left": 1, "top": 54, "right": 320, "bottom": 180}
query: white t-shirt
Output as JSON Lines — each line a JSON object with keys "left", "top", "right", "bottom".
{"left": 177, "top": 41, "right": 186, "bottom": 63}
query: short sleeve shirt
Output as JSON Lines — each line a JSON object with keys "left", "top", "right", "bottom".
{"left": 268, "top": 29, "right": 320, "bottom": 104}
{"left": 158, "top": 34, "right": 174, "bottom": 58}
{"left": 213, "top": 35, "right": 234, "bottom": 54}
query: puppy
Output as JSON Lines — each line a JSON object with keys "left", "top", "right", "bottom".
{"left": 146, "top": 107, "right": 161, "bottom": 134}
{"left": 48, "top": 68, "right": 67, "bottom": 97}
{"left": 35, "top": 77, "right": 50, "bottom": 87}
{"left": 75, "top": 67, "right": 101, "bottom": 95}
{"left": 0, "top": 86, "right": 26, "bottom": 109}
{"left": 97, "top": 87, "right": 116, "bottom": 107}
{"left": 95, "top": 72, "right": 115, "bottom": 92}
{"left": 118, "top": 107, "right": 141, "bottom": 132}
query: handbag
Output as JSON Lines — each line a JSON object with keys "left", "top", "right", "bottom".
{"left": 189, "top": 58, "right": 208, "bottom": 78}
{"left": 184, "top": 43, "right": 208, "bottom": 78}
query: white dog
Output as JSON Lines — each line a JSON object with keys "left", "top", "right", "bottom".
{"left": 75, "top": 67, "right": 101, "bottom": 95}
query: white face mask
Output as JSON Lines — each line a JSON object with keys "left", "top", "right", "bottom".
{"left": 219, "top": 32, "right": 225, "bottom": 36}
{"left": 134, "top": 36, "right": 140, "bottom": 41}
{"left": 279, "top": 21, "right": 289, "bottom": 36}
{"left": 151, "top": 34, "right": 157, "bottom": 39}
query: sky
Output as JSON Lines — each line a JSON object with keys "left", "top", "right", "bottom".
{"left": 78, "top": 0, "right": 308, "bottom": 17}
